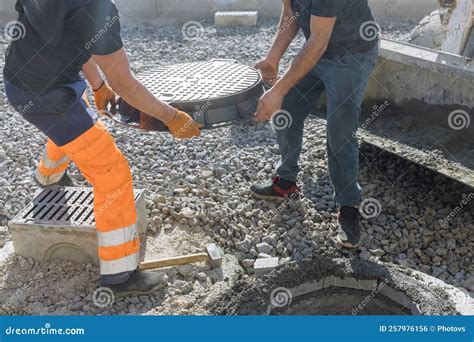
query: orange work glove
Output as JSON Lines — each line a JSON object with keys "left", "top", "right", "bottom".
{"left": 166, "top": 110, "right": 202, "bottom": 139}
{"left": 93, "top": 81, "right": 117, "bottom": 114}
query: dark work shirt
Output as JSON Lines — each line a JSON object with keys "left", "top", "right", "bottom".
{"left": 291, "top": 0, "right": 378, "bottom": 58}
{"left": 4, "top": 0, "right": 123, "bottom": 91}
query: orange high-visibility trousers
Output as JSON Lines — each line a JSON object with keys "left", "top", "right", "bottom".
{"left": 34, "top": 92, "right": 139, "bottom": 281}
{"left": 59, "top": 121, "right": 139, "bottom": 277}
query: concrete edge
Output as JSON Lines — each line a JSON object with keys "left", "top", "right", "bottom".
{"left": 208, "top": 256, "right": 469, "bottom": 316}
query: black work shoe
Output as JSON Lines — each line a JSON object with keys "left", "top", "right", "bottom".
{"left": 34, "top": 172, "right": 75, "bottom": 188}
{"left": 336, "top": 206, "right": 361, "bottom": 249}
{"left": 250, "top": 177, "right": 300, "bottom": 201}
{"left": 108, "top": 271, "right": 168, "bottom": 299}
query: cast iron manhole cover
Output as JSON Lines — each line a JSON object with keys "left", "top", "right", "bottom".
{"left": 116, "top": 59, "right": 264, "bottom": 131}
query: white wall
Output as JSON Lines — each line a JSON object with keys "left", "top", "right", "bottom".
{"left": 1, "top": 0, "right": 439, "bottom": 25}
{"left": 0, "top": 1, "right": 15, "bottom": 24}
{"left": 117, "top": 0, "right": 438, "bottom": 22}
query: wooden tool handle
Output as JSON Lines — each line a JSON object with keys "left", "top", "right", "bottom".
{"left": 139, "top": 253, "right": 208, "bottom": 271}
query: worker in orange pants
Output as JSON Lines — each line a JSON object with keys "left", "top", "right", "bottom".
{"left": 4, "top": 0, "right": 201, "bottom": 297}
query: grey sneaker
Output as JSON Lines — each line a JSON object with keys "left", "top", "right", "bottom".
{"left": 34, "top": 172, "right": 74, "bottom": 188}
{"left": 336, "top": 206, "right": 361, "bottom": 249}
{"left": 108, "top": 271, "right": 168, "bottom": 299}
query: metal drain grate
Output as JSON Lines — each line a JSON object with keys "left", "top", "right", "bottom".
{"left": 117, "top": 59, "right": 264, "bottom": 131}
{"left": 10, "top": 187, "right": 142, "bottom": 228}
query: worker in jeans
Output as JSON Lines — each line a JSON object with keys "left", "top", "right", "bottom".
{"left": 252, "top": 0, "right": 379, "bottom": 249}
{"left": 4, "top": 0, "right": 201, "bottom": 297}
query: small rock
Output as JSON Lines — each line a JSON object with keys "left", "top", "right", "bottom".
{"left": 177, "top": 265, "right": 195, "bottom": 278}
{"left": 201, "top": 170, "right": 213, "bottom": 179}
{"left": 154, "top": 195, "right": 166, "bottom": 204}
{"left": 173, "top": 280, "right": 194, "bottom": 294}
{"left": 179, "top": 207, "right": 195, "bottom": 219}
{"left": 256, "top": 242, "right": 273, "bottom": 254}
{"left": 463, "top": 277, "right": 474, "bottom": 291}
{"left": 241, "top": 259, "right": 255, "bottom": 268}
{"left": 258, "top": 253, "right": 272, "bottom": 259}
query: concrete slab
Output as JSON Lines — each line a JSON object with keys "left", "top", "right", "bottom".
{"left": 215, "top": 11, "right": 258, "bottom": 27}
{"left": 254, "top": 257, "right": 279, "bottom": 276}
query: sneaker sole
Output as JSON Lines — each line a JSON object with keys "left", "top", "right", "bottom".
{"left": 33, "top": 174, "right": 74, "bottom": 189}
{"left": 335, "top": 236, "right": 360, "bottom": 250}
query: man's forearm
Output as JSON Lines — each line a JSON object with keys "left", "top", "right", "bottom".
{"left": 273, "top": 37, "right": 327, "bottom": 96}
{"left": 82, "top": 58, "right": 104, "bottom": 90}
{"left": 112, "top": 77, "right": 176, "bottom": 125}
{"left": 266, "top": 7, "right": 300, "bottom": 65}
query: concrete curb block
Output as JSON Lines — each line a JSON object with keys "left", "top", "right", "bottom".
{"left": 215, "top": 11, "right": 258, "bottom": 27}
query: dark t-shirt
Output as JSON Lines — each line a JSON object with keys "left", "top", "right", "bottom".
{"left": 4, "top": 0, "right": 123, "bottom": 91}
{"left": 291, "top": 0, "right": 378, "bottom": 57}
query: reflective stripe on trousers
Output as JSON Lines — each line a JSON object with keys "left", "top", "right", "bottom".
{"left": 97, "top": 223, "right": 140, "bottom": 275}
{"left": 35, "top": 139, "right": 70, "bottom": 186}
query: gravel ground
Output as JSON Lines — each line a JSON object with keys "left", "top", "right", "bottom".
{"left": 0, "top": 20, "right": 472, "bottom": 315}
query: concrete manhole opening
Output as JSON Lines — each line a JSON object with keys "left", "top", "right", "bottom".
{"left": 270, "top": 284, "right": 412, "bottom": 316}
{"left": 210, "top": 257, "right": 472, "bottom": 316}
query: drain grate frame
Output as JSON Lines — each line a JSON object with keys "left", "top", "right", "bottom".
{"left": 117, "top": 59, "right": 264, "bottom": 131}
{"left": 9, "top": 187, "right": 143, "bottom": 229}
{"left": 7, "top": 187, "right": 148, "bottom": 264}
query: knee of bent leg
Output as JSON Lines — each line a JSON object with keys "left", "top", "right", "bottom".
{"left": 90, "top": 139, "right": 132, "bottom": 194}
{"left": 64, "top": 124, "right": 133, "bottom": 193}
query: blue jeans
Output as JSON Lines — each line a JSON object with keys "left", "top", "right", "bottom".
{"left": 276, "top": 46, "right": 378, "bottom": 207}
